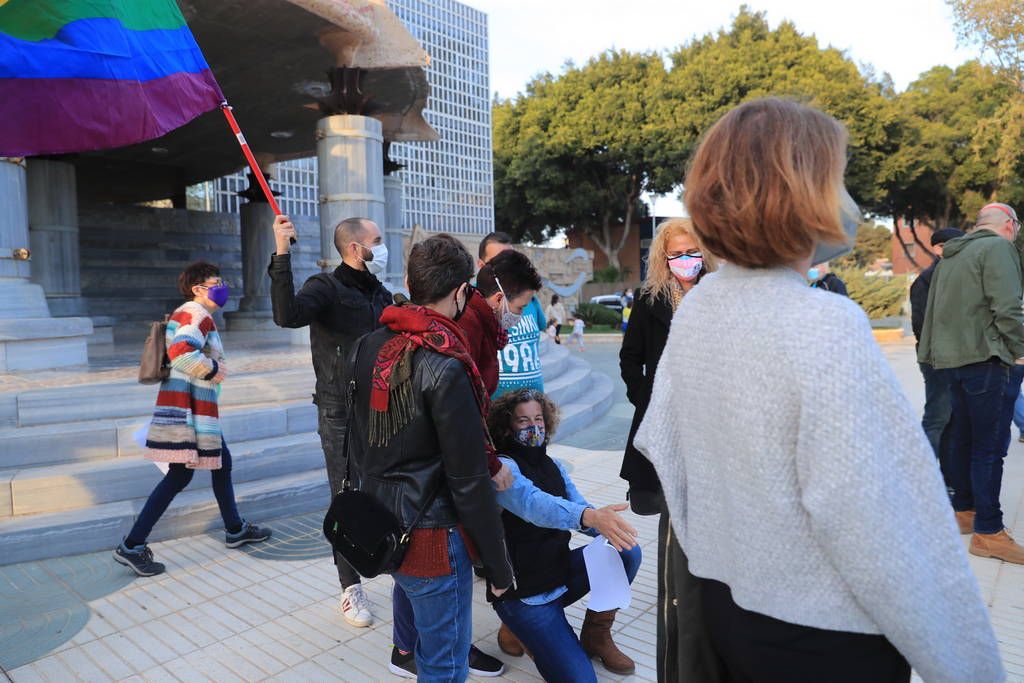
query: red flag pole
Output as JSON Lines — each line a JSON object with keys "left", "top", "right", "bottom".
{"left": 219, "top": 102, "right": 295, "bottom": 242}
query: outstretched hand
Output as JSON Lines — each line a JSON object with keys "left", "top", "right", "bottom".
{"left": 583, "top": 503, "right": 638, "bottom": 551}
{"left": 273, "top": 215, "right": 296, "bottom": 255}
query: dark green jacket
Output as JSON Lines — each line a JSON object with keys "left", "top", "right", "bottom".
{"left": 918, "top": 229, "right": 1024, "bottom": 369}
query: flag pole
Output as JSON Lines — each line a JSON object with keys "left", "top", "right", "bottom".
{"left": 219, "top": 102, "right": 295, "bottom": 243}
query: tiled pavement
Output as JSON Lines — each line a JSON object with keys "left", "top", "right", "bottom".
{"left": 2, "top": 340, "right": 1024, "bottom": 682}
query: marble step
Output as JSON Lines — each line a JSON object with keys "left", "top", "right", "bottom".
{"left": 0, "top": 468, "right": 330, "bottom": 565}
{"left": 552, "top": 371, "right": 616, "bottom": 441}
{"left": 543, "top": 356, "right": 592, "bottom": 408}
{"left": 0, "top": 398, "right": 317, "bottom": 470}
{"left": 0, "top": 432, "right": 323, "bottom": 518}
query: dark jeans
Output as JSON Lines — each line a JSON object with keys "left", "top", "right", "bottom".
{"left": 126, "top": 438, "right": 242, "bottom": 546}
{"left": 947, "top": 361, "right": 1023, "bottom": 533}
{"left": 493, "top": 544, "right": 642, "bottom": 683}
{"left": 701, "top": 579, "right": 910, "bottom": 683}
{"left": 316, "top": 396, "right": 361, "bottom": 589}
{"left": 918, "top": 362, "right": 953, "bottom": 488}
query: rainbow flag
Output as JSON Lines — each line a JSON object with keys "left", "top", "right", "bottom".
{"left": 0, "top": 1, "right": 224, "bottom": 157}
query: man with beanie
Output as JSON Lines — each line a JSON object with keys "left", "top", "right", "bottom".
{"left": 919, "top": 203, "right": 1024, "bottom": 564}
{"left": 910, "top": 227, "right": 965, "bottom": 488}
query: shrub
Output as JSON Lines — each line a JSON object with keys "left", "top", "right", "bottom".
{"left": 832, "top": 267, "right": 908, "bottom": 320}
{"left": 592, "top": 266, "right": 622, "bottom": 283}
{"left": 572, "top": 302, "right": 622, "bottom": 326}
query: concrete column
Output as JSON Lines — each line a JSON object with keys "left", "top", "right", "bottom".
{"left": 0, "top": 158, "right": 91, "bottom": 371}
{"left": 383, "top": 174, "right": 406, "bottom": 290}
{"left": 225, "top": 175, "right": 278, "bottom": 330}
{"left": 26, "top": 159, "right": 88, "bottom": 317}
{"left": 316, "top": 115, "right": 386, "bottom": 271}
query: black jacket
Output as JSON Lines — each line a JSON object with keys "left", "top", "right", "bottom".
{"left": 812, "top": 272, "right": 848, "bottom": 296}
{"left": 910, "top": 260, "right": 938, "bottom": 343}
{"left": 346, "top": 326, "right": 515, "bottom": 588}
{"left": 268, "top": 254, "right": 392, "bottom": 401}
{"left": 619, "top": 289, "right": 672, "bottom": 512}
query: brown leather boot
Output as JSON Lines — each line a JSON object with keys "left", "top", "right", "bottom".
{"left": 498, "top": 622, "right": 525, "bottom": 657}
{"left": 970, "top": 529, "right": 1024, "bottom": 564}
{"left": 955, "top": 510, "right": 976, "bottom": 535}
{"left": 580, "top": 609, "right": 635, "bottom": 675}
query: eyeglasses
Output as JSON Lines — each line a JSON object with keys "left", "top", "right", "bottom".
{"left": 196, "top": 278, "right": 223, "bottom": 289}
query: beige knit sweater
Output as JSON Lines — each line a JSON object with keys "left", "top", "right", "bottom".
{"left": 635, "top": 263, "right": 1003, "bottom": 683}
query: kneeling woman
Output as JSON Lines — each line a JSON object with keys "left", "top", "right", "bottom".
{"left": 487, "top": 388, "right": 642, "bottom": 682}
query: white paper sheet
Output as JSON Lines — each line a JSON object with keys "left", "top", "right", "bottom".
{"left": 132, "top": 420, "right": 169, "bottom": 474}
{"left": 582, "top": 535, "right": 631, "bottom": 611}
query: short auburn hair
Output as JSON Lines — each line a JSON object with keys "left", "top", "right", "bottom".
{"left": 684, "top": 98, "right": 850, "bottom": 268}
{"left": 488, "top": 388, "right": 561, "bottom": 449}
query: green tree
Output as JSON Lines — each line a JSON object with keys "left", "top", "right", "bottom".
{"left": 835, "top": 223, "right": 893, "bottom": 269}
{"left": 493, "top": 51, "right": 681, "bottom": 269}
{"left": 666, "top": 7, "right": 895, "bottom": 207}
{"left": 948, "top": 0, "right": 1024, "bottom": 90}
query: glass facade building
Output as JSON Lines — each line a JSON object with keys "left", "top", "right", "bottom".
{"left": 197, "top": 0, "right": 493, "bottom": 236}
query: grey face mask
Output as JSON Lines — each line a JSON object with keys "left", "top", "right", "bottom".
{"left": 811, "top": 189, "right": 861, "bottom": 266}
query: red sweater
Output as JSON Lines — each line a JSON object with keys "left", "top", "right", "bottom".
{"left": 457, "top": 289, "right": 507, "bottom": 476}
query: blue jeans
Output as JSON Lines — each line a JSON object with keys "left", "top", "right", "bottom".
{"left": 494, "top": 544, "right": 642, "bottom": 683}
{"left": 918, "top": 362, "right": 953, "bottom": 488}
{"left": 126, "top": 438, "right": 242, "bottom": 546}
{"left": 947, "top": 362, "right": 1022, "bottom": 533}
{"left": 1013, "top": 391, "right": 1024, "bottom": 437}
{"left": 393, "top": 530, "right": 474, "bottom": 683}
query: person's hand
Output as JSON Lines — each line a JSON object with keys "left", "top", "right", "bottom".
{"left": 273, "top": 215, "right": 296, "bottom": 255}
{"left": 491, "top": 462, "right": 513, "bottom": 491}
{"left": 582, "top": 503, "right": 638, "bottom": 552}
{"left": 491, "top": 585, "right": 509, "bottom": 598}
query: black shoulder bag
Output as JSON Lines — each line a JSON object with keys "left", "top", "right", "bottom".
{"left": 322, "top": 335, "right": 440, "bottom": 578}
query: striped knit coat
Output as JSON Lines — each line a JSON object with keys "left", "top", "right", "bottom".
{"left": 145, "top": 301, "right": 227, "bottom": 470}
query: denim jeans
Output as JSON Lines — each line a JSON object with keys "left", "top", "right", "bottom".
{"left": 393, "top": 529, "right": 474, "bottom": 683}
{"left": 494, "top": 544, "right": 642, "bottom": 683}
{"left": 1013, "top": 390, "right": 1024, "bottom": 438}
{"left": 947, "top": 361, "right": 1021, "bottom": 533}
{"left": 126, "top": 438, "right": 242, "bottom": 546}
{"left": 316, "top": 396, "right": 361, "bottom": 589}
{"left": 918, "top": 362, "right": 953, "bottom": 487}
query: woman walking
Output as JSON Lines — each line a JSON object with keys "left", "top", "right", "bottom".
{"left": 114, "top": 262, "right": 270, "bottom": 576}
{"left": 619, "top": 218, "right": 719, "bottom": 682}
{"left": 636, "top": 98, "right": 1003, "bottom": 682}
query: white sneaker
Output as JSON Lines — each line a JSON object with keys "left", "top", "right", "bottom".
{"left": 340, "top": 584, "right": 373, "bottom": 627}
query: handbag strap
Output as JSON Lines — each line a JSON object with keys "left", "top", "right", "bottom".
{"left": 342, "top": 331, "right": 443, "bottom": 542}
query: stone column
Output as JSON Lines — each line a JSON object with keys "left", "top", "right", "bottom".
{"left": 316, "top": 115, "right": 386, "bottom": 271}
{"left": 26, "top": 159, "right": 88, "bottom": 317}
{"left": 225, "top": 171, "right": 278, "bottom": 331}
{"left": 0, "top": 158, "right": 91, "bottom": 371}
{"left": 383, "top": 174, "right": 406, "bottom": 290}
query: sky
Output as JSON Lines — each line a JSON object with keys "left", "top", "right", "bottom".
{"left": 466, "top": 0, "right": 982, "bottom": 217}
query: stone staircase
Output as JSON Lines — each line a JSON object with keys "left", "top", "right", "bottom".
{"left": 0, "top": 342, "right": 613, "bottom": 565}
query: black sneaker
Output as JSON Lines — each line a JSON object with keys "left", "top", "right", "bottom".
{"left": 225, "top": 521, "right": 272, "bottom": 548}
{"left": 388, "top": 646, "right": 416, "bottom": 679}
{"left": 113, "top": 542, "right": 165, "bottom": 577}
{"left": 468, "top": 645, "right": 505, "bottom": 677}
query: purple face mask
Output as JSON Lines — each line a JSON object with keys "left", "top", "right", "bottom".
{"left": 206, "top": 283, "right": 230, "bottom": 308}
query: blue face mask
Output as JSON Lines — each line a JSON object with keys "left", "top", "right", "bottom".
{"left": 514, "top": 424, "right": 546, "bottom": 447}
{"left": 807, "top": 268, "right": 821, "bottom": 281}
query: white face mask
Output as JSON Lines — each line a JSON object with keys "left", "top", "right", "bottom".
{"left": 356, "top": 242, "right": 388, "bottom": 276}
{"left": 494, "top": 276, "right": 522, "bottom": 330}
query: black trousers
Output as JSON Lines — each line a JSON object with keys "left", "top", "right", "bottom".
{"left": 316, "top": 395, "right": 361, "bottom": 588}
{"left": 702, "top": 579, "right": 911, "bottom": 683}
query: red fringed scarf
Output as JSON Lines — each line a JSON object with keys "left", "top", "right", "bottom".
{"left": 370, "top": 302, "right": 494, "bottom": 455}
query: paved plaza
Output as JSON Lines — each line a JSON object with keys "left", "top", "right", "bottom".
{"left": 1, "top": 340, "right": 1023, "bottom": 682}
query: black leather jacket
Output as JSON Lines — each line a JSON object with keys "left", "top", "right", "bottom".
{"left": 347, "top": 326, "right": 515, "bottom": 588}
{"left": 268, "top": 254, "right": 392, "bottom": 402}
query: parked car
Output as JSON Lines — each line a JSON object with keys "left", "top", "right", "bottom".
{"left": 589, "top": 294, "right": 624, "bottom": 314}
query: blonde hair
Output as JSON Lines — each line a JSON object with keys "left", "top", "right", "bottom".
{"left": 642, "top": 218, "right": 717, "bottom": 303}
{"left": 684, "top": 98, "right": 850, "bottom": 268}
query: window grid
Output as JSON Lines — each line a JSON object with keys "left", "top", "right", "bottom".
{"left": 201, "top": 0, "right": 494, "bottom": 235}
